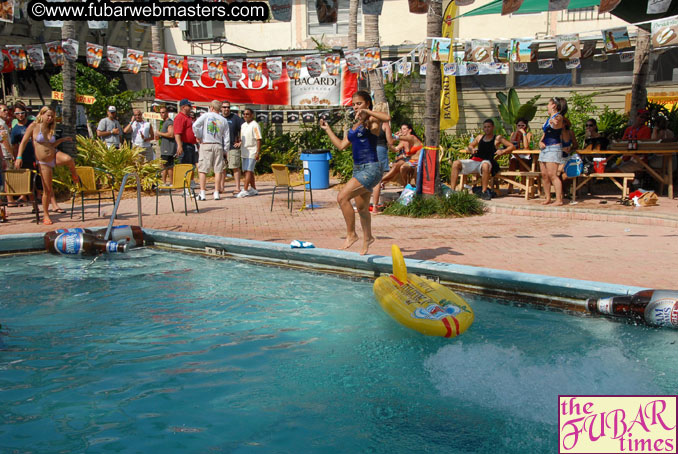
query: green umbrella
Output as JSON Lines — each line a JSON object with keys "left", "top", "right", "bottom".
{"left": 607, "top": 0, "right": 678, "bottom": 30}
{"left": 460, "top": 0, "right": 602, "bottom": 17}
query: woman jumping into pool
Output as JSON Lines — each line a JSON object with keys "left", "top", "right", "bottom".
{"left": 16, "top": 106, "right": 78, "bottom": 225}
{"left": 319, "top": 91, "right": 390, "bottom": 255}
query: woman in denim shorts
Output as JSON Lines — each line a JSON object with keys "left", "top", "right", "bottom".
{"left": 538, "top": 97, "right": 568, "bottom": 206}
{"left": 320, "top": 91, "right": 391, "bottom": 255}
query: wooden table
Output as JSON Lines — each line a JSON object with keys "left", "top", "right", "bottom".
{"left": 579, "top": 146, "right": 676, "bottom": 199}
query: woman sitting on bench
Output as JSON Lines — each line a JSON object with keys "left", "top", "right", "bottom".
{"left": 379, "top": 123, "right": 423, "bottom": 188}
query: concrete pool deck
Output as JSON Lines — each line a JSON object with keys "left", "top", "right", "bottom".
{"left": 1, "top": 179, "right": 676, "bottom": 289}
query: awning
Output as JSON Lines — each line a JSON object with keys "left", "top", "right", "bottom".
{"left": 607, "top": 1, "right": 678, "bottom": 29}
{"left": 459, "top": 0, "right": 602, "bottom": 17}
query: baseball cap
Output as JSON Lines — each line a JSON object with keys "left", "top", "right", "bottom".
{"left": 108, "top": 106, "right": 116, "bottom": 112}
{"left": 179, "top": 99, "right": 193, "bottom": 107}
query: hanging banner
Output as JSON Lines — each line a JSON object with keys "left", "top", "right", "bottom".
{"left": 324, "top": 54, "right": 340, "bottom": 76}
{"left": 419, "top": 63, "right": 427, "bottom": 75}
{"left": 602, "top": 27, "right": 631, "bottom": 52}
{"left": 430, "top": 37, "right": 451, "bottom": 62}
{"left": 106, "top": 45, "right": 123, "bottom": 71}
{"left": 593, "top": 53, "right": 608, "bottom": 62}
{"left": 62, "top": 39, "right": 78, "bottom": 62}
{"left": 648, "top": 0, "right": 672, "bottom": 14}
{"left": 363, "top": 47, "right": 380, "bottom": 70}
{"left": 344, "top": 50, "right": 362, "bottom": 73}
{"left": 86, "top": 43, "right": 103, "bottom": 68}
{"left": 271, "top": 111, "right": 284, "bottom": 123}
{"left": 443, "top": 62, "right": 457, "bottom": 76}
{"left": 46, "top": 41, "right": 65, "bottom": 66}
{"left": 652, "top": 18, "right": 678, "bottom": 48}
{"left": 598, "top": 0, "right": 621, "bottom": 14}
{"left": 440, "top": 1, "right": 459, "bottom": 130}
{"left": 187, "top": 57, "right": 203, "bottom": 81}
{"left": 418, "top": 45, "right": 429, "bottom": 65}
{"left": 362, "top": 0, "right": 384, "bottom": 15}
{"left": 501, "top": 0, "right": 524, "bottom": 15}
{"left": 88, "top": 21, "right": 108, "bottom": 30}
{"left": 269, "top": 0, "right": 292, "bottom": 21}
{"left": 26, "top": 44, "right": 45, "bottom": 70}
{"left": 306, "top": 54, "right": 323, "bottom": 77}
{"left": 417, "top": 146, "right": 438, "bottom": 196}
{"left": 6, "top": 45, "right": 27, "bottom": 70}
{"left": 301, "top": 111, "right": 316, "bottom": 123}
{"left": 581, "top": 40, "right": 597, "bottom": 59}
{"left": 153, "top": 61, "right": 357, "bottom": 107}
{"left": 471, "top": 40, "right": 492, "bottom": 63}
{"left": 538, "top": 59, "right": 554, "bottom": 69}
{"left": 265, "top": 56, "right": 283, "bottom": 80}
{"left": 285, "top": 57, "right": 302, "bottom": 79}
{"left": 408, "top": 0, "right": 428, "bottom": 14}
{"left": 1, "top": 0, "right": 14, "bottom": 23}
{"left": 565, "top": 58, "right": 581, "bottom": 69}
{"left": 556, "top": 34, "right": 581, "bottom": 60}
{"left": 513, "top": 62, "right": 528, "bottom": 72}
{"left": 207, "top": 58, "right": 224, "bottom": 81}
{"left": 465, "top": 62, "right": 479, "bottom": 75}
{"left": 226, "top": 58, "right": 243, "bottom": 81}
{"left": 287, "top": 111, "right": 299, "bottom": 122}
{"left": 619, "top": 51, "right": 634, "bottom": 63}
{"left": 548, "top": 0, "right": 569, "bottom": 10}
{"left": 167, "top": 55, "right": 184, "bottom": 79}
{"left": 316, "top": 0, "right": 338, "bottom": 23}
{"left": 510, "top": 39, "right": 533, "bottom": 62}
{"left": 397, "top": 59, "right": 411, "bottom": 75}
{"left": 493, "top": 41, "right": 510, "bottom": 62}
{"left": 246, "top": 58, "right": 264, "bottom": 82}
{"left": 455, "top": 0, "right": 475, "bottom": 5}
{"left": 126, "top": 49, "right": 144, "bottom": 74}
{"left": 148, "top": 52, "right": 165, "bottom": 77}
{"left": 479, "top": 62, "right": 508, "bottom": 75}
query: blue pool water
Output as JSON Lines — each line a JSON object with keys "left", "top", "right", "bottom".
{"left": 1, "top": 249, "right": 676, "bottom": 453}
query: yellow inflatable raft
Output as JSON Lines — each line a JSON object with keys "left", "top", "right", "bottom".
{"left": 373, "top": 245, "right": 474, "bottom": 338}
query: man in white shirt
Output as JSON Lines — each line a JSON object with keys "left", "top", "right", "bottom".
{"left": 237, "top": 108, "right": 261, "bottom": 198}
{"left": 192, "top": 100, "right": 229, "bottom": 200}
{"left": 96, "top": 106, "right": 122, "bottom": 148}
{"left": 123, "top": 109, "right": 154, "bottom": 161}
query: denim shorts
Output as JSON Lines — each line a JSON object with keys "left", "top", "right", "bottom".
{"left": 539, "top": 144, "right": 563, "bottom": 163}
{"left": 376, "top": 145, "right": 389, "bottom": 173}
{"left": 353, "top": 161, "right": 383, "bottom": 191}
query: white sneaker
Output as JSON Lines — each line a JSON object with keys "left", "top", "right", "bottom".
{"left": 197, "top": 193, "right": 206, "bottom": 201}
{"left": 248, "top": 188, "right": 258, "bottom": 196}
{"left": 236, "top": 189, "right": 250, "bottom": 198}
{"left": 213, "top": 191, "right": 220, "bottom": 200}
{"left": 184, "top": 188, "right": 192, "bottom": 197}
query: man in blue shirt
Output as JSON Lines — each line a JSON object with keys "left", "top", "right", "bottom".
{"left": 220, "top": 101, "right": 244, "bottom": 195}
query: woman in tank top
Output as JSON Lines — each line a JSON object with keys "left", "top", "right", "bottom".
{"left": 538, "top": 97, "right": 568, "bottom": 206}
{"left": 320, "top": 91, "right": 391, "bottom": 255}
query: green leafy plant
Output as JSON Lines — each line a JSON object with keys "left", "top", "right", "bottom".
{"left": 567, "top": 92, "right": 598, "bottom": 145}
{"left": 50, "top": 63, "right": 153, "bottom": 125}
{"left": 496, "top": 88, "right": 540, "bottom": 133}
{"left": 382, "top": 191, "right": 485, "bottom": 218}
{"left": 596, "top": 106, "right": 628, "bottom": 140}
{"left": 384, "top": 76, "right": 416, "bottom": 129}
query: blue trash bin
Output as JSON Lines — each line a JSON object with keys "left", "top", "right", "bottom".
{"left": 300, "top": 149, "right": 332, "bottom": 189}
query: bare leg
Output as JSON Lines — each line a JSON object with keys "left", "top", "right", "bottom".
{"left": 215, "top": 170, "right": 224, "bottom": 194}
{"left": 547, "top": 162, "right": 564, "bottom": 205}
{"left": 243, "top": 171, "right": 252, "bottom": 191}
{"left": 450, "top": 160, "right": 462, "bottom": 190}
{"left": 540, "top": 161, "right": 552, "bottom": 204}
{"left": 481, "top": 163, "right": 492, "bottom": 192}
{"left": 355, "top": 191, "right": 375, "bottom": 255}
{"left": 233, "top": 168, "right": 241, "bottom": 193}
{"left": 371, "top": 178, "right": 382, "bottom": 208}
{"left": 199, "top": 172, "right": 207, "bottom": 193}
{"left": 39, "top": 164, "right": 54, "bottom": 224}
{"left": 337, "top": 178, "right": 366, "bottom": 249}
{"left": 380, "top": 161, "right": 405, "bottom": 185}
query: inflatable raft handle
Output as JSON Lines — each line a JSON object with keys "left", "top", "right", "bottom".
{"left": 391, "top": 244, "right": 408, "bottom": 283}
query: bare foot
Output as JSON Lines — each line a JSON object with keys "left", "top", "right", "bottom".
{"left": 553, "top": 201, "right": 564, "bottom": 206}
{"left": 360, "top": 237, "right": 375, "bottom": 255}
{"left": 43, "top": 218, "right": 54, "bottom": 225}
{"left": 341, "top": 235, "right": 359, "bottom": 250}
{"left": 541, "top": 199, "right": 552, "bottom": 205}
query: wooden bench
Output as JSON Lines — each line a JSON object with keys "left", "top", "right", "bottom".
{"left": 494, "top": 171, "right": 542, "bottom": 200}
{"left": 570, "top": 172, "right": 635, "bottom": 202}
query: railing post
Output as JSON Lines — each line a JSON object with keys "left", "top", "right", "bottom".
{"left": 104, "top": 172, "right": 143, "bottom": 241}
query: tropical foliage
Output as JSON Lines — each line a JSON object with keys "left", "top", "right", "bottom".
{"left": 382, "top": 191, "right": 485, "bottom": 218}
{"left": 495, "top": 88, "right": 541, "bottom": 134}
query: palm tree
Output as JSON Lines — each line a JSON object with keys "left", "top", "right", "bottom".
{"left": 424, "top": 1, "right": 442, "bottom": 150}
{"left": 629, "top": 29, "right": 651, "bottom": 125}
{"left": 61, "top": 20, "right": 76, "bottom": 155}
{"left": 364, "top": 14, "right": 386, "bottom": 104}
{"left": 348, "top": 0, "right": 358, "bottom": 50}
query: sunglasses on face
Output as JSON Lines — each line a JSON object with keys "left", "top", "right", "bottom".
{"left": 15, "top": 111, "right": 26, "bottom": 115}
{"left": 586, "top": 124, "right": 594, "bottom": 127}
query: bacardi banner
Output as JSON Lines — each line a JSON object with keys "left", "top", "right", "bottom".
{"left": 153, "top": 59, "right": 357, "bottom": 106}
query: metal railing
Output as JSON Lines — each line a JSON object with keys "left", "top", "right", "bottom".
{"left": 103, "top": 172, "right": 142, "bottom": 241}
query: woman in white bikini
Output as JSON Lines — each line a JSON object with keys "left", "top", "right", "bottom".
{"left": 16, "top": 106, "right": 78, "bottom": 225}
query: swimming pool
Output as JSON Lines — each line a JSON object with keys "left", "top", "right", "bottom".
{"left": 1, "top": 249, "right": 676, "bottom": 453}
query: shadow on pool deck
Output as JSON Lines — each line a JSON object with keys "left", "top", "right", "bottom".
{"left": 1, "top": 178, "right": 677, "bottom": 288}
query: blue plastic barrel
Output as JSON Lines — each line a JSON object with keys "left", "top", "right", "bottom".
{"left": 300, "top": 149, "right": 332, "bottom": 189}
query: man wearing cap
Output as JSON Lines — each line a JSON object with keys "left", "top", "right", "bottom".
{"left": 124, "top": 108, "right": 154, "bottom": 161}
{"left": 173, "top": 99, "right": 198, "bottom": 165}
{"left": 192, "top": 100, "right": 229, "bottom": 200}
{"left": 96, "top": 106, "right": 122, "bottom": 148}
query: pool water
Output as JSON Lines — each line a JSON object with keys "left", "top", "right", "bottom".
{"left": 1, "top": 249, "right": 676, "bottom": 453}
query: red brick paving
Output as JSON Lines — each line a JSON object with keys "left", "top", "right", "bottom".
{"left": 2, "top": 179, "right": 676, "bottom": 288}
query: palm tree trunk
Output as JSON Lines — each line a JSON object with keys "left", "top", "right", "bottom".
{"left": 348, "top": 0, "right": 358, "bottom": 50}
{"left": 422, "top": 0, "right": 443, "bottom": 196}
{"left": 629, "top": 29, "right": 651, "bottom": 125}
{"left": 61, "top": 20, "right": 76, "bottom": 155}
{"left": 364, "top": 14, "right": 386, "bottom": 104}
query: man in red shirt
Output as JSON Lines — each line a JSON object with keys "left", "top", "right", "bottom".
{"left": 173, "top": 99, "right": 198, "bottom": 165}
{"left": 622, "top": 110, "right": 652, "bottom": 141}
